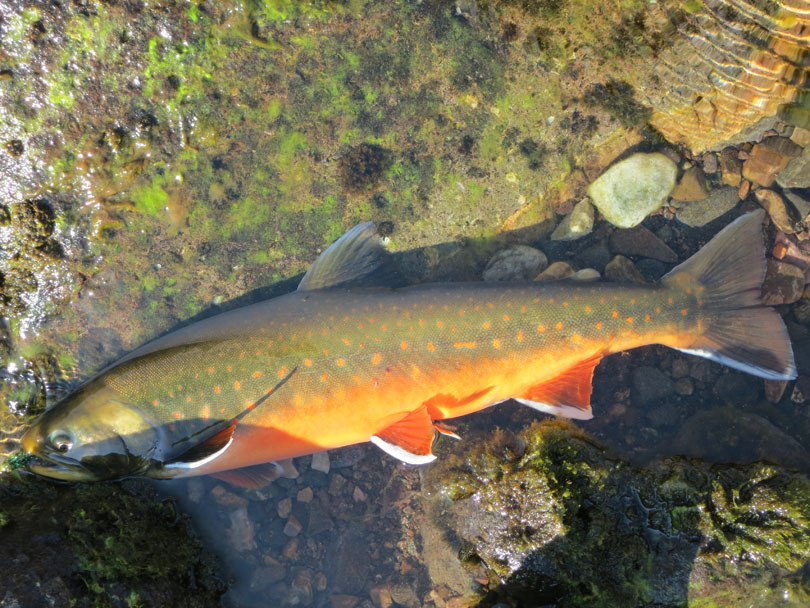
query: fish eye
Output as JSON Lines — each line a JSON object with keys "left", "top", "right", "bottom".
{"left": 48, "top": 431, "right": 74, "bottom": 453}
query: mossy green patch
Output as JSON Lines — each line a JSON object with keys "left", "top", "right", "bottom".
{"left": 428, "top": 421, "right": 810, "bottom": 607}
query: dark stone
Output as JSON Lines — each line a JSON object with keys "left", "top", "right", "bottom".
{"left": 632, "top": 366, "right": 674, "bottom": 407}
{"left": 608, "top": 225, "right": 678, "bottom": 262}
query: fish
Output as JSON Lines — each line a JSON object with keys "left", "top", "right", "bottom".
{"left": 18, "top": 210, "right": 796, "bottom": 485}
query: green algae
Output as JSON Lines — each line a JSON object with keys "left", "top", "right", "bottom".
{"left": 0, "top": 478, "right": 225, "bottom": 606}
{"left": 427, "top": 421, "right": 810, "bottom": 607}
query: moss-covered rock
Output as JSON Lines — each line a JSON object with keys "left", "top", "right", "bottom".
{"left": 0, "top": 477, "right": 225, "bottom": 607}
{"left": 425, "top": 420, "right": 810, "bottom": 607}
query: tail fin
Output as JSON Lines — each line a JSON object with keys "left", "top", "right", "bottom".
{"left": 662, "top": 210, "right": 796, "bottom": 381}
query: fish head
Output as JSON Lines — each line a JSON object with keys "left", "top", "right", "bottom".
{"left": 20, "top": 384, "right": 160, "bottom": 482}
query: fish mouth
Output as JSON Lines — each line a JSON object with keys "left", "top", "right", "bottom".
{"left": 22, "top": 452, "right": 97, "bottom": 482}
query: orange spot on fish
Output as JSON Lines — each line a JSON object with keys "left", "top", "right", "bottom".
{"left": 323, "top": 348, "right": 329, "bottom": 355}
{"left": 475, "top": 305, "right": 481, "bottom": 311}
{"left": 698, "top": 300, "right": 703, "bottom": 306}
{"left": 337, "top": 358, "right": 345, "bottom": 367}
{"left": 173, "top": 411, "right": 181, "bottom": 419}
{"left": 644, "top": 314, "right": 651, "bottom": 322}
{"left": 681, "top": 309, "right": 688, "bottom": 316}
{"left": 427, "top": 342, "right": 436, "bottom": 352}
{"left": 369, "top": 317, "right": 375, "bottom": 323}
{"left": 556, "top": 321, "right": 563, "bottom": 330}
{"left": 517, "top": 330, "right": 524, "bottom": 342}
{"left": 626, "top": 317, "right": 634, "bottom": 324}
{"left": 227, "top": 366, "right": 233, "bottom": 372}
{"left": 400, "top": 341, "right": 408, "bottom": 350}
{"left": 304, "top": 358, "right": 313, "bottom": 367}
{"left": 563, "top": 302, "right": 569, "bottom": 308}
{"left": 186, "top": 395, "right": 192, "bottom": 402}
{"left": 571, "top": 334, "right": 582, "bottom": 344}
{"left": 240, "top": 351, "right": 245, "bottom": 358}
{"left": 253, "top": 371, "right": 262, "bottom": 378}
{"left": 207, "top": 367, "right": 214, "bottom": 374}
{"left": 321, "top": 329, "right": 327, "bottom": 335}
{"left": 487, "top": 302, "right": 494, "bottom": 308}
{"left": 503, "top": 314, "right": 510, "bottom": 321}
{"left": 482, "top": 322, "right": 490, "bottom": 329}
{"left": 655, "top": 307, "right": 661, "bottom": 314}
{"left": 612, "top": 311, "right": 619, "bottom": 319}
{"left": 352, "top": 375, "right": 361, "bottom": 382}
{"left": 177, "top": 385, "right": 183, "bottom": 391}
{"left": 668, "top": 297, "right": 674, "bottom": 304}
{"left": 266, "top": 387, "right": 273, "bottom": 394}
{"left": 595, "top": 322, "right": 603, "bottom": 330}
{"left": 358, "top": 323, "right": 364, "bottom": 329}
{"left": 600, "top": 297, "right": 606, "bottom": 304}
{"left": 396, "top": 320, "right": 403, "bottom": 327}
{"left": 372, "top": 352, "right": 382, "bottom": 365}
{"left": 220, "top": 408, "right": 225, "bottom": 414}
{"left": 630, "top": 299, "right": 636, "bottom": 304}
{"left": 246, "top": 401, "right": 255, "bottom": 410}
{"left": 214, "top": 386, "right": 220, "bottom": 394}
{"left": 419, "top": 319, "right": 425, "bottom": 326}
{"left": 234, "top": 380, "right": 241, "bottom": 389}
{"left": 521, "top": 305, "right": 527, "bottom": 312}
{"left": 202, "top": 407, "right": 209, "bottom": 420}
{"left": 493, "top": 338, "right": 501, "bottom": 349}
{"left": 152, "top": 399, "right": 159, "bottom": 406}
{"left": 686, "top": 288, "right": 692, "bottom": 294}
{"left": 537, "top": 324, "right": 546, "bottom": 333}
{"left": 453, "top": 341, "right": 476, "bottom": 349}
{"left": 343, "top": 337, "right": 351, "bottom": 345}
{"left": 321, "top": 373, "right": 328, "bottom": 382}
{"left": 381, "top": 324, "right": 388, "bottom": 331}
{"left": 277, "top": 366, "right": 287, "bottom": 378}
{"left": 437, "top": 321, "right": 444, "bottom": 328}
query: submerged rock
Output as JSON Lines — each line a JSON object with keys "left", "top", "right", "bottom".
{"left": 550, "top": 199, "right": 594, "bottom": 241}
{"left": 675, "top": 186, "right": 739, "bottom": 227}
{"left": 483, "top": 246, "right": 548, "bottom": 282}
{"left": 587, "top": 153, "right": 677, "bottom": 228}
{"left": 425, "top": 421, "right": 810, "bottom": 607}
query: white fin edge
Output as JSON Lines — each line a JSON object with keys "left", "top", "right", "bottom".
{"left": 675, "top": 347, "right": 797, "bottom": 381}
{"left": 164, "top": 437, "right": 234, "bottom": 470}
{"left": 514, "top": 398, "right": 594, "bottom": 420}
{"left": 370, "top": 435, "right": 437, "bottom": 465}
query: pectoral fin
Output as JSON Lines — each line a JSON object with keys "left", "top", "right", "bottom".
{"left": 516, "top": 354, "right": 603, "bottom": 420}
{"left": 164, "top": 420, "right": 236, "bottom": 469}
{"left": 370, "top": 405, "right": 437, "bottom": 465}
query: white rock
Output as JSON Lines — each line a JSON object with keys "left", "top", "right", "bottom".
{"left": 587, "top": 152, "right": 677, "bottom": 228}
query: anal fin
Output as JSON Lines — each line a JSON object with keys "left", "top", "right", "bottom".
{"left": 517, "top": 354, "right": 603, "bottom": 420}
{"left": 371, "top": 405, "right": 437, "bottom": 465}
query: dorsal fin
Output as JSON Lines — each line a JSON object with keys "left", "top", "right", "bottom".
{"left": 297, "top": 222, "right": 393, "bottom": 291}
